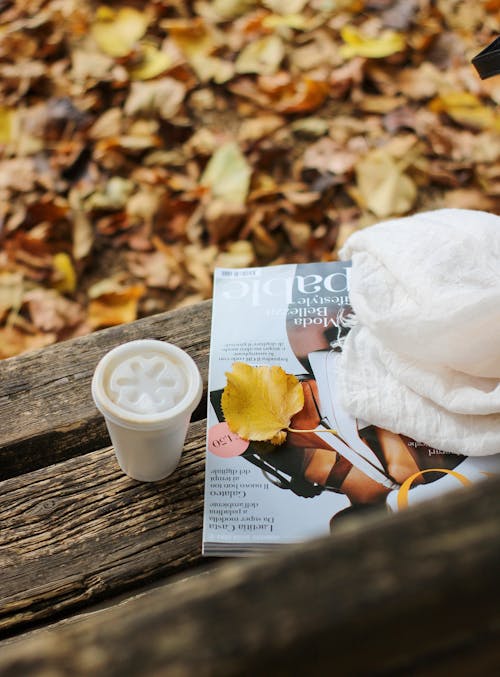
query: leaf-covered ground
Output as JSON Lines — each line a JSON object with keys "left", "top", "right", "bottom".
{"left": 0, "top": 0, "right": 499, "bottom": 358}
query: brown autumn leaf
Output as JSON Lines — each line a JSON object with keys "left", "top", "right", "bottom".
{"left": 0, "top": 325, "right": 56, "bottom": 359}
{"left": 354, "top": 149, "right": 417, "bottom": 218}
{"left": 24, "top": 288, "right": 85, "bottom": 332}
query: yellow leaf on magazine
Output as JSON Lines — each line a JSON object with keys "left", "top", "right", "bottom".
{"left": 222, "top": 363, "right": 304, "bottom": 443}
{"left": 92, "top": 6, "right": 149, "bottom": 58}
{"left": 201, "top": 142, "right": 251, "bottom": 205}
{"left": 340, "top": 26, "right": 405, "bottom": 59}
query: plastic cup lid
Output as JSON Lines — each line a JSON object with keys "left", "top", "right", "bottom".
{"left": 92, "top": 339, "right": 203, "bottom": 430}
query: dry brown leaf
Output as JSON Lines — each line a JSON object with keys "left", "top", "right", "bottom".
{"left": 235, "top": 35, "right": 285, "bottom": 76}
{"left": 24, "top": 288, "right": 84, "bottom": 332}
{"left": 0, "top": 325, "right": 56, "bottom": 359}
{"left": 0, "top": 272, "right": 24, "bottom": 316}
{"left": 125, "top": 78, "right": 186, "bottom": 120}
{"left": 303, "top": 137, "right": 359, "bottom": 175}
{"left": 215, "top": 240, "right": 255, "bottom": 268}
{"left": 126, "top": 251, "right": 175, "bottom": 289}
{"left": 354, "top": 149, "right": 417, "bottom": 218}
{"left": 201, "top": 142, "right": 251, "bottom": 205}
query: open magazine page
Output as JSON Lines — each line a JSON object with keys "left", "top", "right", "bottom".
{"left": 202, "top": 262, "right": 500, "bottom": 557}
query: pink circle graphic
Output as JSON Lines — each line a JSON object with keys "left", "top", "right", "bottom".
{"left": 208, "top": 422, "right": 249, "bottom": 458}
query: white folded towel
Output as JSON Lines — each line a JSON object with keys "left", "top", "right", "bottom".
{"left": 337, "top": 208, "right": 500, "bottom": 456}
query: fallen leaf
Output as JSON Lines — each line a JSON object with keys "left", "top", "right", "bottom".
{"left": 88, "top": 283, "right": 145, "bottom": 329}
{"left": 91, "top": 6, "right": 149, "bottom": 58}
{"left": 275, "top": 78, "right": 330, "bottom": 113}
{"left": 0, "top": 158, "right": 36, "bottom": 192}
{"left": 354, "top": 149, "right": 417, "bottom": 218}
{"left": 52, "top": 252, "right": 77, "bottom": 293}
{"left": 443, "top": 188, "right": 497, "bottom": 212}
{"left": 303, "top": 137, "right": 359, "bottom": 175}
{"left": 0, "top": 325, "right": 56, "bottom": 359}
{"left": 213, "top": 0, "right": 258, "bottom": 19}
{"left": 192, "top": 56, "right": 235, "bottom": 84}
{"left": 126, "top": 251, "right": 175, "bottom": 288}
{"left": 263, "top": 0, "right": 308, "bottom": 13}
{"left": 237, "top": 114, "right": 284, "bottom": 143}
{"left": 215, "top": 240, "right": 255, "bottom": 268}
{"left": 235, "top": 35, "right": 285, "bottom": 75}
{"left": 291, "top": 117, "right": 329, "bottom": 137}
{"left": 201, "top": 142, "right": 251, "bottom": 205}
{"left": 85, "top": 177, "right": 135, "bottom": 211}
{"left": 340, "top": 25, "right": 405, "bottom": 59}
{"left": 89, "top": 108, "right": 123, "bottom": 139}
{"left": 221, "top": 362, "right": 304, "bottom": 442}
{"left": 205, "top": 200, "right": 246, "bottom": 243}
{"left": 129, "top": 43, "right": 172, "bottom": 80}
{"left": 429, "top": 92, "right": 500, "bottom": 132}
{"left": 0, "top": 272, "right": 24, "bottom": 316}
{"left": 125, "top": 78, "right": 186, "bottom": 120}
{"left": 71, "top": 46, "right": 114, "bottom": 82}
{"left": 162, "top": 18, "right": 216, "bottom": 61}
{"left": 262, "top": 13, "right": 309, "bottom": 30}
{"left": 0, "top": 107, "right": 16, "bottom": 143}
{"left": 24, "top": 288, "right": 84, "bottom": 331}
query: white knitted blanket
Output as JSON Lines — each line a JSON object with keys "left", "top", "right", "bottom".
{"left": 337, "top": 208, "right": 500, "bottom": 456}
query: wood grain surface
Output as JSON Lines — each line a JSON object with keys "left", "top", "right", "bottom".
{"left": 0, "top": 300, "right": 211, "bottom": 479}
{"left": 0, "top": 420, "right": 209, "bottom": 638}
{"left": 0, "top": 476, "right": 498, "bottom": 676}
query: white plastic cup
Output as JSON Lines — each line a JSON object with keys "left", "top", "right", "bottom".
{"left": 91, "top": 339, "right": 203, "bottom": 482}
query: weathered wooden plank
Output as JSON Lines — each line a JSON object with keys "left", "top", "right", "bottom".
{"left": 0, "top": 300, "right": 211, "bottom": 479}
{"left": 0, "top": 477, "right": 498, "bottom": 676}
{"left": 0, "top": 420, "right": 209, "bottom": 638}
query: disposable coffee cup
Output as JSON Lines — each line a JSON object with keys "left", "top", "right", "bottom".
{"left": 92, "top": 339, "right": 203, "bottom": 482}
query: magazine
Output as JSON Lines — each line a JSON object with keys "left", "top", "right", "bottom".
{"left": 202, "top": 262, "right": 500, "bottom": 556}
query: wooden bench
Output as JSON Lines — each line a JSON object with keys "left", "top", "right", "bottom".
{"left": 1, "top": 300, "right": 499, "bottom": 675}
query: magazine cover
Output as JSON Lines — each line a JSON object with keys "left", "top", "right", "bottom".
{"left": 202, "top": 262, "right": 500, "bottom": 556}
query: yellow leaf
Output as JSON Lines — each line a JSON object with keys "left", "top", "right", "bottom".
{"left": 235, "top": 35, "right": 285, "bottom": 76}
{"left": 130, "top": 43, "right": 172, "bottom": 80}
{"left": 213, "top": 0, "right": 257, "bottom": 19}
{"left": 263, "top": 0, "right": 308, "bottom": 12}
{"left": 340, "top": 25, "right": 405, "bottom": 59}
{"left": 88, "top": 284, "right": 145, "bottom": 329}
{"left": 92, "top": 6, "right": 149, "bottom": 57}
{"left": 262, "top": 13, "right": 309, "bottom": 30}
{"left": 429, "top": 92, "right": 500, "bottom": 132}
{"left": 0, "top": 107, "right": 16, "bottom": 143}
{"left": 52, "top": 253, "right": 77, "bottom": 294}
{"left": 355, "top": 149, "right": 417, "bottom": 218}
{"left": 162, "top": 18, "right": 215, "bottom": 60}
{"left": 201, "top": 142, "right": 251, "bottom": 205}
{"left": 221, "top": 363, "right": 304, "bottom": 442}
